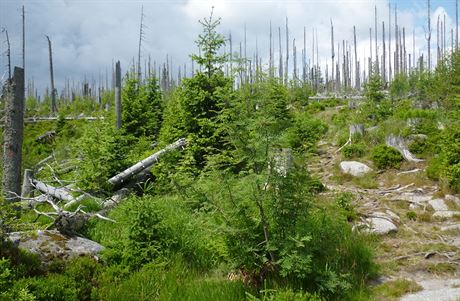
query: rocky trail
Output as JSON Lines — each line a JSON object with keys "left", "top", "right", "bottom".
{"left": 309, "top": 137, "right": 460, "bottom": 300}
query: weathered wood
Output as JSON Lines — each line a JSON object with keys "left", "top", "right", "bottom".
{"left": 108, "top": 138, "right": 187, "bottom": 186}
{"left": 46, "top": 35, "right": 57, "bottom": 114}
{"left": 385, "top": 135, "right": 424, "bottom": 162}
{"left": 36, "top": 131, "right": 56, "bottom": 142}
{"left": 21, "top": 169, "right": 34, "bottom": 198}
{"left": 350, "top": 124, "right": 365, "bottom": 136}
{"left": 115, "top": 61, "right": 121, "bottom": 129}
{"left": 32, "top": 179, "right": 76, "bottom": 203}
{"left": 2, "top": 67, "right": 25, "bottom": 202}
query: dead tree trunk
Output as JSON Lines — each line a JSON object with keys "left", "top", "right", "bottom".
{"left": 2, "top": 67, "right": 25, "bottom": 202}
{"left": 3, "top": 29, "right": 11, "bottom": 80}
{"left": 32, "top": 179, "right": 76, "bottom": 203}
{"left": 388, "top": 1, "right": 392, "bottom": 82}
{"left": 285, "top": 17, "right": 289, "bottom": 86}
{"left": 21, "top": 169, "right": 34, "bottom": 198}
{"left": 353, "top": 26, "right": 359, "bottom": 90}
{"left": 115, "top": 61, "right": 121, "bottom": 129}
{"left": 46, "top": 35, "right": 57, "bottom": 114}
{"left": 278, "top": 27, "right": 283, "bottom": 82}
{"left": 382, "top": 21, "right": 386, "bottom": 84}
{"left": 331, "top": 20, "right": 336, "bottom": 92}
{"left": 22, "top": 6, "right": 25, "bottom": 71}
{"left": 456, "top": 0, "right": 458, "bottom": 50}
{"left": 426, "top": 0, "right": 432, "bottom": 70}
{"left": 108, "top": 138, "right": 187, "bottom": 186}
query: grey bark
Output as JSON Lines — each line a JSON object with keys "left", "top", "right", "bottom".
{"left": 22, "top": 6, "right": 25, "bottom": 71}
{"left": 285, "top": 17, "right": 289, "bottom": 86}
{"left": 331, "top": 20, "right": 335, "bottom": 91}
{"left": 137, "top": 6, "right": 144, "bottom": 83}
{"left": 115, "top": 61, "right": 121, "bottom": 129}
{"left": 385, "top": 135, "right": 424, "bottom": 162}
{"left": 278, "top": 27, "right": 283, "bottom": 82}
{"left": 108, "top": 138, "right": 187, "bottom": 186}
{"left": 46, "top": 35, "right": 57, "bottom": 114}
{"left": 21, "top": 169, "right": 34, "bottom": 198}
{"left": 382, "top": 22, "right": 386, "bottom": 83}
{"left": 388, "top": 1, "right": 392, "bottom": 82}
{"left": 2, "top": 67, "right": 25, "bottom": 202}
{"left": 4, "top": 30, "right": 11, "bottom": 80}
{"left": 426, "top": 0, "right": 432, "bottom": 70}
{"left": 32, "top": 179, "right": 76, "bottom": 203}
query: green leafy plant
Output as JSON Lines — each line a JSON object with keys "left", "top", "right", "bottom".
{"left": 371, "top": 145, "right": 403, "bottom": 169}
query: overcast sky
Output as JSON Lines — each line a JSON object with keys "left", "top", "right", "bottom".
{"left": 0, "top": 0, "right": 458, "bottom": 96}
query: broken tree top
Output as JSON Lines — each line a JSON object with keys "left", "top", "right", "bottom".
{"left": 108, "top": 138, "right": 188, "bottom": 186}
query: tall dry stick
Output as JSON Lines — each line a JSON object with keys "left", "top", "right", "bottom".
{"left": 115, "top": 61, "right": 121, "bottom": 129}
{"left": 46, "top": 35, "right": 57, "bottom": 114}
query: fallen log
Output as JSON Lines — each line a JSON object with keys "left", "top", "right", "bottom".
{"left": 108, "top": 138, "right": 187, "bottom": 186}
{"left": 32, "top": 179, "right": 76, "bottom": 203}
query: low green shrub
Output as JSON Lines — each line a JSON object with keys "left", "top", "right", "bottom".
{"left": 371, "top": 145, "right": 403, "bottom": 169}
{"left": 335, "top": 192, "right": 357, "bottom": 221}
{"left": 341, "top": 143, "right": 366, "bottom": 159}
{"left": 247, "top": 288, "right": 324, "bottom": 301}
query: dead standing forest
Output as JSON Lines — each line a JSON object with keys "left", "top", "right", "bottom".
{"left": 0, "top": 0, "right": 460, "bottom": 300}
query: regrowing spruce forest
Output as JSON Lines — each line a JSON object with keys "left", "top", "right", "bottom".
{"left": 1, "top": 0, "right": 460, "bottom": 300}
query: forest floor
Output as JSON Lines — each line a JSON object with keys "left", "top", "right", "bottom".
{"left": 308, "top": 108, "right": 460, "bottom": 301}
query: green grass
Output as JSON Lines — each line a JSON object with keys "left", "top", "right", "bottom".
{"left": 372, "top": 279, "right": 422, "bottom": 301}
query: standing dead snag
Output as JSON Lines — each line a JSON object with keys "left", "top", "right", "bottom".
{"left": 108, "top": 138, "right": 188, "bottom": 186}
{"left": 2, "top": 67, "right": 25, "bottom": 202}
{"left": 46, "top": 35, "right": 57, "bottom": 115}
{"left": 114, "top": 61, "right": 122, "bottom": 129}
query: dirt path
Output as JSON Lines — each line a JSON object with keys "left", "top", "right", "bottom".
{"left": 309, "top": 138, "right": 460, "bottom": 300}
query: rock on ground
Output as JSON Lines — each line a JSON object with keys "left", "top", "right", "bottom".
{"left": 8, "top": 230, "right": 104, "bottom": 263}
{"left": 400, "top": 279, "right": 460, "bottom": 301}
{"left": 340, "top": 161, "right": 372, "bottom": 177}
{"left": 429, "top": 199, "right": 449, "bottom": 211}
{"left": 364, "top": 217, "right": 398, "bottom": 235}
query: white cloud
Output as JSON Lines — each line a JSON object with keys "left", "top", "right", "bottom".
{"left": 0, "top": 0, "right": 457, "bottom": 96}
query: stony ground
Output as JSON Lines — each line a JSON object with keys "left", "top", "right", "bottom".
{"left": 309, "top": 136, "right": 460, "bottom": 301}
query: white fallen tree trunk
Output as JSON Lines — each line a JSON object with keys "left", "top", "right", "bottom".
{"left": 108, "top": 138, "right": 187, "bottom": 186}
{"left": 32, "top": 178, "right": 76, "bottom": 203}
{"left": 385, "top": 135, "right": 424, "bottom": 162}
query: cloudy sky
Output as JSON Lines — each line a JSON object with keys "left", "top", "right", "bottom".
{"left": 0, "top": 0, "right": 458, "bottom": 96}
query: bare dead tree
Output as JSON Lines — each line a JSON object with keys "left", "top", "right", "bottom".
{"left": 285, "top": 17, "right": 289, "bottom": 85}
{"left": 115, "top": 61, "right": 121, "bottom": 129}
{"left": 388, "top": 1, "right": 392, "bottom": 82}
{"left": 353, "top": 26, "right": 360, "bottom": 90}
{"left": 45, "top": 35, "right": 57, "bottom": 114}
{"left": 229, "top": 32, "right": 233, "bottom": 76}
{"left": 137, "top": 5, "right": 145, "bottom": 84}
{"left": 426, "top": 0, "right": 432, "bottom": 70}
{"left": 293, "top": 38, "right": 297, "bottom": 81}
{"left": 303, "top": 26, "right": 306, "bottom": 83}
{"left": 269, "top": 22, "right": 273, "bottom": 77}
{"left": 2, "top": 67, "right": 24, "bottom": 202}
{"left": 22, "top": 6, "right": 25, "bottom": 71}
{"left": 331, "top": 20, "right": 335, "bottom": 92}
{"left": 395, "top": 5, "right": 399, "bottom": 75}
{"left": 382, "top": 21, "right": 386, "bottom": 83}
{"left": 437, "top": 15, "right": 441, "bottom": 64}
{"left": 278, "top": 27, "right": 283, "bottom": 82}
{"left": 375, "top": 6, "right": 379, "bottom": 76}
{"left": 2, "top": 29, "right": 11, "bottom": 80}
